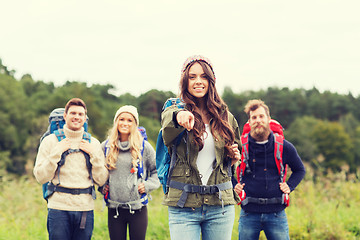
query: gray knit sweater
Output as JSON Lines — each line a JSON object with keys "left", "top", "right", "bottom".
{"left": 101, "top": 140, "right": 160, "bottom": 210}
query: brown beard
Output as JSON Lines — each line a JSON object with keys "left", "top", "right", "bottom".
{"left": 250, "top": 123, "right": 271, "bottom": 141}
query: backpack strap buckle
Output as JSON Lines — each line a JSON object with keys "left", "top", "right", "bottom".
{"left": 199, "top": 185, "right": 211, "bottom": 194}
{"left": 258, "top": 198, "right": 268, "bottom": 204}
{"left": 72, "top": 189, "right": 81, "bottom": 195}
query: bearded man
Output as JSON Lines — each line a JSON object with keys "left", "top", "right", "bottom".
{"left": 234, "top": 99, "right": 305, "bottom": 240}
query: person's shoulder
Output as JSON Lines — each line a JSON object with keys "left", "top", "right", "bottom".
{"left": 143, "top": 140, "right": 155, "bottom": 151}
{"left": 161, "top": 104, "right": 177, "bottom": 121}
{"left": 226, "top": 110, "right": 239, "bottom": 126}
{"left": 100, "top": 139, "right": 109, "bottom": 146}
{"left": 141, "top": 140, "right": 155, "bottom": 161}
{"left": 283, "top": 139, "right": 298, "bottom": 152}
{"left": 227, "top": 110, "right": 235, "bottom": 118}
{"left": 40, "top": 133, "right": 58, "bottom": 145}
{"left": 163, "top": 104, "right": 181, "bottom": 112}
{"left": 90, "top": 136, "right": 101, "bottom": 145}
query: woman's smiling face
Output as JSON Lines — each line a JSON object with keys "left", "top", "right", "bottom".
{"left": 117, "top": 112, "right": 135, "bottom": 138}
{"left": 187, "top": 62, "right": 209, "bottom": 99}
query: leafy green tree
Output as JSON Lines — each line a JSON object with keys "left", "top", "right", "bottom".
{"left": 311, "top": 121, "right": 354, "bottom": 171}
{"left": 0, "top": 151, "right": 11, "bottom": 177}
{"left": 0, "top": 72, "right": 30, "bottom": 174}
{"left": 305, "top": 88, "right": 329, "bottom": 119}
{"left": 222, "top": 87, "right": 248, "bottom": 128}
{"left": 0, "top": 58, "right": 15, "bottom": 76}
{"left": 339, "top": 113, "right": 360, "bottom": 139}
{"left": 326, "top": 92, "right": 354, "bottom": 121}
{"left": 338, "top": 113, "right": 360, "bottom": 173}
{"left": 353, "top": 127, "right": 360, "bottom": 173}
{"left": 20, "top": 75, "right": 55, "bottom": 116}
{"left": 138, "top": 116, "right": 161, "bottom": 147}
{"left": 263, "top": 87, "right": 306, "bottom": 128}
{"left": 118, "top": 93, "right": 138, "bottom": 107}
{"left": 286, "top": 116, "right": 320, "bottom": 165}
{"left": 138, "top": 89, "right": 175, "bottom": 121}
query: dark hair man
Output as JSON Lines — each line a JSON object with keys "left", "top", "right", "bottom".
{"left": 34, "top": 98, "right": 108, "bottom": 240}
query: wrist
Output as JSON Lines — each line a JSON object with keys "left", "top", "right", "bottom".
{"left": 173, "top": 110, "right": 184, "bottom": 128}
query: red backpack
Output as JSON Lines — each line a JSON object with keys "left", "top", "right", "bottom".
{"left": 236, "top": 119, "right": 289, "bottom": 206}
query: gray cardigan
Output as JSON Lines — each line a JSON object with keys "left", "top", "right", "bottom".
{"left": 101, "top": 140, "right": 160, "bottom": 210}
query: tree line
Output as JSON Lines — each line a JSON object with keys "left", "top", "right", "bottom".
{"left": 0, "top": 59, "right": 359, "bottom": 178}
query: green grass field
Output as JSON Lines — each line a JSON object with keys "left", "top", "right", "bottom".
{"left": 0, "top": 172, "right": 359, "bottom": 240}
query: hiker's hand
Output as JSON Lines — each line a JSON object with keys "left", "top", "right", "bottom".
{"left": 138, "top": 183, "right": 146, "bottom": 194}
{"left": 79, "top": 139, "right": 91, "bottom": 154}
{"left": 279, "top": 182, "right": 290, "bottom": 194}
{"left": 57, "top": 138, "right": 71, "bottom": 153}
{"left": 231, "top": 143, "right": 241, "bottom": 166}
{"left": 234, "top": 183, "right": 245, "bottom": 195}
{"left": 176, "top": 110, "right": 194, "bottom": 131}
{"left": 102, "top": 184, "right": 109, "bottom": 195}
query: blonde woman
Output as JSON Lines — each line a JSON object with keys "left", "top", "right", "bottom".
{"left": 101, "top": 105, "right": 160, "bottom": 240}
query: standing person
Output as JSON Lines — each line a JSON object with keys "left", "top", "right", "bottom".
{"left": 161, "top": 55, "right": 241, "bottom": 240}
{"left": 234, "top": 99, "right": 306, "bottom": 240}
{"left": 102, "top": 105, "right": 160, "bottom": 240}
{"left": 34, "top": 98, "right": 109, "bottom": 240}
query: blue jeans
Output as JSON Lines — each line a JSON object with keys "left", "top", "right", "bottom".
{"left": 238, "top": 209, "right": 289, "bottom": 240}
{"left": 47, "top": 208, "right": 94, "bottom": 240}
{"left": 168, "top": 205, "right": 235, "bottom": 240}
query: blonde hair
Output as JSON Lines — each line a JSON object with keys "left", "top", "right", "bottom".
{"left": 105, "top": 115, "right": 143, "bottom": 170}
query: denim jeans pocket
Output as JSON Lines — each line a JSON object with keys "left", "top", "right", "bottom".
{"left": 274, "top": 210, "right": 288, "bottom": 219}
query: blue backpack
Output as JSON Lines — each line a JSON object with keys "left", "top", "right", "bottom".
{"left": 155, "top": 98, "right": 186, "bottom": 194}
{"left": 103, "top": 126, "right": 149, "bottom": 205}
{"left": 40, "top": 108, "right": 95, "bottom": 201}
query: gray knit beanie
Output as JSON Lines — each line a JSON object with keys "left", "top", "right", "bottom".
{"left": 113, "top": 105, "right": 139, "bottom": 126}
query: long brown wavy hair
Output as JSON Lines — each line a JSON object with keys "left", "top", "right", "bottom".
{"left": 179, "top": 60, "right": 235, "bottom": 159}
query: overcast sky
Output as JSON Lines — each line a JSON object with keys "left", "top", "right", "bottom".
{"left": 1, "top": 0, "right": 359, "bottom": 97}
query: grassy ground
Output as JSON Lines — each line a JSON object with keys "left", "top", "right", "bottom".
{"left": 0, "top": 173, "right": 359, "bottom": 240}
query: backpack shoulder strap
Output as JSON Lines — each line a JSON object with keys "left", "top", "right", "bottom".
{"left": 56, "top": 129, "right": 92, "bottom": 176}
{"left": 167, "top": 130, "right": 187, "bottom": 186}
{"left": 81, "top": 149, "right": 92, "bottom": 175}
{"left": 82, "top": 132, "right": 91, "bottom": 143}
{"left": 273, "top": 132, "right": 289, "bottom": 206}
{"left": 162, "top": 98, "right": 185, "bottom": 111}
{"left": 137, "top": 139, "right": 146, "bottom": 179}
{"left": 104, "top": 139, "right": 110, "bottom": 158}
{"left": 51, "top": 129, "right": 94, "bottom": 199}
{"left": 240, "top": 133, "right": 250, "bottom": 162}
{"left": 81, "top": 132, "right": 92, "bottom": 178}
{"left": 138, "top": 138, "right": 149, "bottom": 205}
{"left": 237, "top": 133, "right": 249, "bottom": 183}
{"left": 141, "top": 138, "right": 146, "bottom": 156}
{"left": 273, "top": 133, "right": 286, "bottom": 181}
{"left": 54, "top": 129, "right": 66, "bottom": 142}
{"left": 54, "top": 129, "right": 91, "bottom": 143}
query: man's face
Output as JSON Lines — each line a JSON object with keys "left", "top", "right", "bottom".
{"left": 63, "top": 105, "right": 86, "bottom": 131}
{"left": 249, "top": 106, "right": 271, "bottom": 141}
